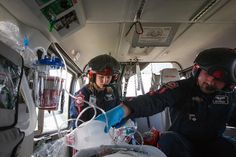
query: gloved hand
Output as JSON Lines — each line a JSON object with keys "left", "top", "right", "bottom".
{"left": 95, "top": 105, "right": 125, "bottom": 133}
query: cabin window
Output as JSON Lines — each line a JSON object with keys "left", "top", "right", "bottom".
{"left": 74, "top": 79, "right": 81, "bottom": 92}
{"left": 123, "top": 62, "right": 179, "bottom": 97}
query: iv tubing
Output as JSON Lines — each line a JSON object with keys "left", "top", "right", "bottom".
{"left": 58, "top": 118, "right": 77, "bottom": 138}
{"left": 51, "top": 43, "right": 109, "bottom": 134}
{"left": 74, "top": 97, "right": 109, "bottom": 130}
{"left": 52, "top": 111, "right": 61, "bottom": 137}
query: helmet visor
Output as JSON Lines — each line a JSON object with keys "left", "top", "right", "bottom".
{"left": 206, "top": 67, "right": 228, "bottom": 83}
{"left": 96, "top": 67, "right": 113, "bottom": 76}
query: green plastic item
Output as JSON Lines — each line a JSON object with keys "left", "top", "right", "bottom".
{"left": 41, "top": 0, "right": 73, "bottom": 20}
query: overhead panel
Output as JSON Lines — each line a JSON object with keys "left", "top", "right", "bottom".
{"left": 24, "top": 0, "right": 86, "bottom": 38}
{"left": 122, "top": 0, "right": 222, "bottom": 58}
{"left": 132, "top": 23, "right": 179, "bottom": 47}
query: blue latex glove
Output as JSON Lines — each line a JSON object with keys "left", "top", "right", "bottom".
{"left": 95, "top": 105, "right": 125, "bottom": 133}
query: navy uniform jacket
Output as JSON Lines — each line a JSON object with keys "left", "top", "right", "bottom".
{"left": 124, "top": 77, "right": 236, "bottom": 141}
{"left": 70, "top": 83, "right": 120, "bottom": 125}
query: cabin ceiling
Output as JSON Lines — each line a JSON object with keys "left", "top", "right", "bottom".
{"left": 1, "top": 0, "right": 236, "bottom": 70}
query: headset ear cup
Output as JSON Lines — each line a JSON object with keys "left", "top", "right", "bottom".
{"left": 192, "top": 64, "right": 200, "bottom": 77}
{"left": 229, "top": 83, "right": 236, "bottom": 90}
{"left": 232, "top": 60, "right": 236, "bottom": 82}
{"left": 111, "top": 74, "right": 119, "bottom": 83}
{"left": 92, "top": 74, "right": 96, "bottom": 82}
{"left": 88, "top": 70, "right": 95, "bottom": 82}
{"left": 88, "top": 70, "right": 93, "bottom": 79}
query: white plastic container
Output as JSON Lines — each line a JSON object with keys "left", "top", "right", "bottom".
{"left": 39, "top": 76, "right": 64, "bottom": 110}
{"left": 35, "top": 56, "right": 64, "bottom": 110}
{"left": 65, "top": 120, "right": 114, "bottom": 150}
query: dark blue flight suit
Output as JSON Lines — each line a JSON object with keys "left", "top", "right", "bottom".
{"left": 70, "top": 84, "right": 120, "bottom": 128}
{"left": 124, "top": 77, "right": 236, "bottom": 157}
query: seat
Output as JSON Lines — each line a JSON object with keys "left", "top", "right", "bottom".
{"left": 158, "top": 68, "right": 180, "bottom": 131}
{"left": 136, "top": 68, "right": 180, "bottom": 133}
{"left": 160, "top": 68, "right": 180, "bottom": 85}
{"left": 134, "top": 74, "right": 161, "bottom": 133}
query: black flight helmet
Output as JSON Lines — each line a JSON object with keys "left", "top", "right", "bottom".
{"left": 194, "top": 48, "right": 236, "bottom": 84}
{"left": 87, "top": 54, "right": 120, "bottom": 82}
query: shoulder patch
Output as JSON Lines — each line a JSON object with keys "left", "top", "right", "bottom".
{"left": 75, "top": 91, "right": 85, "bottom": 107}
{"left": 148, "top": 90, "right": 158, "bottom": 96}
{"left": 164, "top": 82, "right": 179, "bottom": 89}
{"left": 158, "top": 82, "right": 179, "bottom": 94}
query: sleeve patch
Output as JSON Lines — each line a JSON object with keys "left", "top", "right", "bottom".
{"left": 158, "top": 82, "right": 179, "bottom": 94}
{"left": 164, "top": 82, "right": 179, "bottom": 89}
{"left": 148, "top": 90, "right": 158, "bottom": 96}
{"left": 75, "top": 91, "right": 85, "bottom": 107}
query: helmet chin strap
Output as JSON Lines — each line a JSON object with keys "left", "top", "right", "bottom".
{"left": 93, "top": 83, "right": 105, "bottom": 91}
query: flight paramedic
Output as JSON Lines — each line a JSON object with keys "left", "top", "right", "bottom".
{"left": 96, "top": 48, "right": 236, "bottom": 157}
{"left": 70, "top": 54, "right": 121, "bottom": 128}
